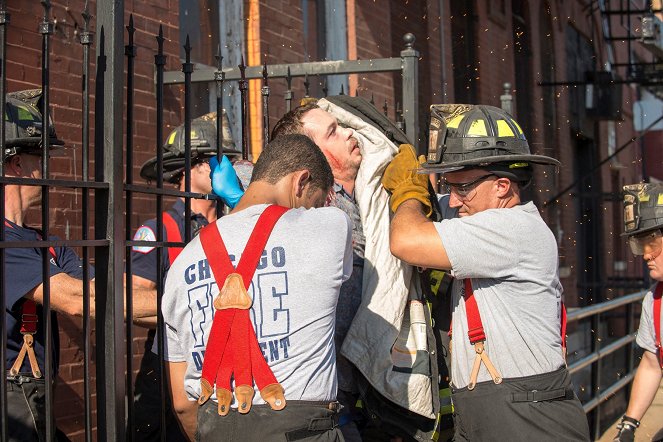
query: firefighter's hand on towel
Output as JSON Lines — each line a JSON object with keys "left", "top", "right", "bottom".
{"left": 381, "top": 144, "right": 432, "bottom": 217}
{"left": 210, "top": 155, "right": 244, "bottom": 209}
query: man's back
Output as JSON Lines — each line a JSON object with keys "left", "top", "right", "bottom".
{"left": 435, "top": 202, "right": 565, "bottom": 388}
{"left": 162, "top": 204, "right": 353, "bottom": 404}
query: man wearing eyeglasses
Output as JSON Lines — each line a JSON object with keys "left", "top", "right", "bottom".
{"left": 129, "top": 112, "right": 241, "bottom": 441}
{"left": 382, "top": 104, "right": 590, "bottom": 441}
{"left": 612, "top": 183, "right": 663, "bottom": 442}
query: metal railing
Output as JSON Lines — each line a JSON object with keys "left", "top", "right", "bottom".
{"left": 567, "top": 289, "right": 647, "bottom": 437}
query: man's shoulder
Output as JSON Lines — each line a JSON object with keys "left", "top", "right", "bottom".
{"left": 285, "top": 206, "right": 351, "bottom": 230}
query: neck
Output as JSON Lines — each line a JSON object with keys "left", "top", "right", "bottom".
{"left": 232, "top": 181, "right": 287, "bottom": 213}
{"left": 190, "top": 197, "right": 217, "bottom": 223}
{"left": 335, "top": 177, "right": 355, "bottom": 195}
{"left": 4, "top": 186, "right": 26, "bottom": 225}
{"left": 496, "top": 193, "right": 521, "bottom": 209}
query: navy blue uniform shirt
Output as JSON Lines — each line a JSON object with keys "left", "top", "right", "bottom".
{"left": 4, "top": 218, "right": 94, "bottom": 375}
{"left": 131, "top": 199, "right": 210, "bottom": 287}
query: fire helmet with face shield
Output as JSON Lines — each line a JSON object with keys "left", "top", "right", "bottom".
{"left": 623, "top": 183, "right": 663, "bottom": 256}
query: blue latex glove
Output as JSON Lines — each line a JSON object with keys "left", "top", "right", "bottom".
{"left": 210, "top": 155, "right": 244, "bottom": 209}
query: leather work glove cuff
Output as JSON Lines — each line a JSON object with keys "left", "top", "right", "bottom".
{"left": 389, "top": 180, "right": 432, "bottom": 217}
{"left": 382, "top": 144, "right": 432, "bottom": 217}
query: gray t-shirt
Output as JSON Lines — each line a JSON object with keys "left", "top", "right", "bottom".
{"left": 636, "top": 283, "right": 663, "bottom": 355}
{"left": 435, "top": 202, "right": 565, "bottom": 389}
{"left": 162, "top": 204, "right": 353, "bottom": 404}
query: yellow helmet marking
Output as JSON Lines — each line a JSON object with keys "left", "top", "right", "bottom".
{"left": 446, "top": 114, "right": 465, "bottom": 129}
{"left": 496, "top": 120, "right": 515, "bottom": 137}
{"left": 513, "top": 119, "right": 524, "bottom": 135}
{"left": 168, "top": 131, "right": 177, "bottom": 145}
{"left": 467, "top": 119, "right": 488, "bottom": 136}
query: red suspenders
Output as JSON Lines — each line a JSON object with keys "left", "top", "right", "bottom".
{"left": 198, "top": 205, "right": 289, "bottom": 415}
{"left": 461, "top": 278, "right": 568, "bottom": 389}
{"left": 6, "top": 219, "right": 59, "bottom": 379}
{"left": 163, "top": 211, "right": 183, "bottom": 266}
{"left": 654, "top": 282, "right": 662, "bottom": 369}
{"left": 463, "top": 279, "right": 502, "bottom": 389}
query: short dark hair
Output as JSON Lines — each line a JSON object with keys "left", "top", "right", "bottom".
{"left": 270, "top": 102, "right": 319, "bottom": 139}
{"left": 252, "top": 134, "right": 333, "bottom": 193}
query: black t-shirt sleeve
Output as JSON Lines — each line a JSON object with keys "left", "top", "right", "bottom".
{"left": 4, "top": 244, "right": 65, "bottom": 312}
{"left": 130, "top": 219, "right": 167, "bottom": 283}
{"left": 54, "top": 242, "right": 95, "bottom": 280}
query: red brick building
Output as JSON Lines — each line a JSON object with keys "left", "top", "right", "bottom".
{"left": 3, "top": 0, "right": 661, "bottom": 439}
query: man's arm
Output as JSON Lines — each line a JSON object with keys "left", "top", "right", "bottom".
{"left": 624, "top": 350, "right": 663, "bottom": 420}
{"left": 390, "top": 199, "right": 452, "bottom": 270}
{"left": 131, "top": 274, "right": 158, "bottom": 327}
{"left": 27, "top": 273, "right": 95, "bottom": 317}
{"left": 167, "top": 361, "right": 198, "bottom": 441}
{"left": 28, "top": 272, "right": 157, "bottom": 325}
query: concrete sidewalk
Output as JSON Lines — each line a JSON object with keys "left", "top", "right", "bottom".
{"left": 596, "top": 382, "right": 663, "bottom": 442}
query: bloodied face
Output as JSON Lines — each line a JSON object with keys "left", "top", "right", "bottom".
{"left": 300, "top": 108, "right": 361, "bottom": 181}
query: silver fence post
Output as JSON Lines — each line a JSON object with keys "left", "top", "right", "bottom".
{"left": 500, "top": 82, "right": 513, "bottom": 114}
{"left": 401, "top": 33, "right": 420, "bottom": 150}
{"left": 95, "top": 0, "right": 125, "bottom": 439}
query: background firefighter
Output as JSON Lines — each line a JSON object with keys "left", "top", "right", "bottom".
{"left": 612, "top": 183, "right": 663, "bottom": 442}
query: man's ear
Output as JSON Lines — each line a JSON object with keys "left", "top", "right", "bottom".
{"left": 495, "top": 177, "right": 513, "bottom": 197}
{"left": 294, "top": 170, "right": 311, "bottom": 198}
{"left": 6, "top": 155, "right": 22, "bottom": 176}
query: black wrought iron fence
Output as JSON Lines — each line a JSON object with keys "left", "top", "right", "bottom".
{"left": 0, "top": 2, "right": 422, "bottom": 440}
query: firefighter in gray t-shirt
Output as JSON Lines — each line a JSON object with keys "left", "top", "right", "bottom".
{"left": 612, "top": 183, "right": 663, "bottom": 442}
{"left": 382, "top": 104, "right": 590, "bottom": 441}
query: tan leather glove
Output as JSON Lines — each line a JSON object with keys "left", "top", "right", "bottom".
{"left": 381, "top": 144, "right": 432, "bottom": 216}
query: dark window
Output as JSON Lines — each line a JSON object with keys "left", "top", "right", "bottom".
{"left": 450, "top": 0, "right": 477, "bottom": 103}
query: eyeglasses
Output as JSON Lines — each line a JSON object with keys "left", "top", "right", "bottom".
{"left": 442, "top": 173, "right": 497, "bottom": 200}
{"left": 628, "top": 229, "right": 662, "bottom": 257}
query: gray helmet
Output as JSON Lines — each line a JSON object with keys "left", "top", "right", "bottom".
{"left": 622, "top": 183, "right": 663, "bottom": 236}
{"left": 140, "top": 111, "right": 241, "bottom": 183}
{"left": 3, "top": 89, "right": 64, "bottom": 158}
{"left": 422, "top": 104, "right": 560, "bottom": 178}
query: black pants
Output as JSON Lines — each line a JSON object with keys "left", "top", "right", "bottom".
{"left": 197, "top": 400, "right": 343, "bottom": 442}
{"left": 451, "top": 367, "right": 590, "bottom": 442}
{"left": 6, "top": 375, "right": 69, "bottom": 442}
{"left": 133, "top": 349, "right": 188, "bottom": 441}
